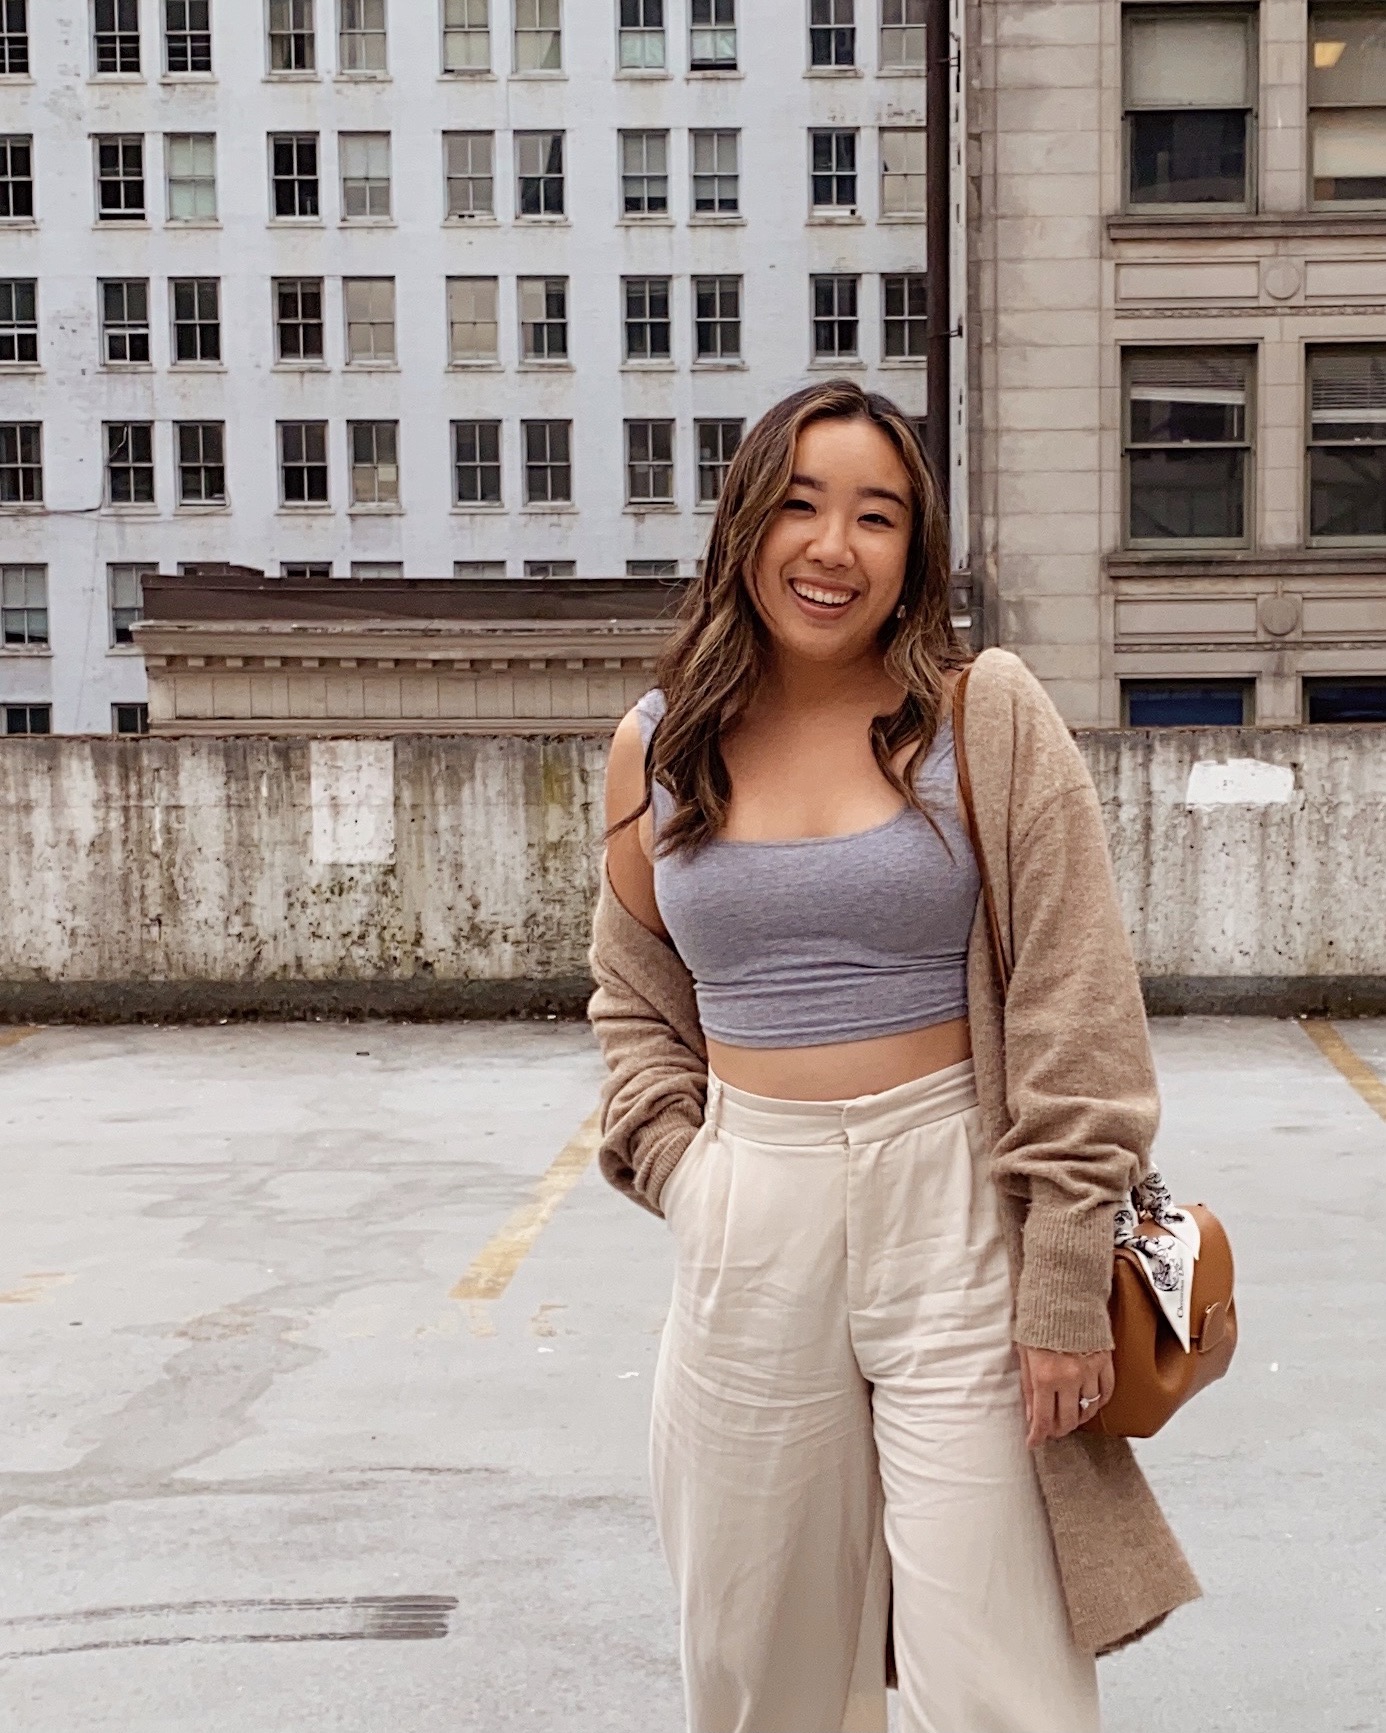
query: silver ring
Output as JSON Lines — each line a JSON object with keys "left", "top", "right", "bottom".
{"left": 1078, "top": 1395, "right": 1098, "bottom": 1412}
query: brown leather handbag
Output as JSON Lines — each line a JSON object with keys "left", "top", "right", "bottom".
{"left": 951, "top": 666, "right": 1237, "bottom": 1438}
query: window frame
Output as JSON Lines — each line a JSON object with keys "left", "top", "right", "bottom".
{"left": 1121, "top": 346, "right": 1255, "bottom": 550}
{"left": 100, "top": 278, "right": 151, "bottom": 366}
{"left": 689, "top": 0, "right": 735, "bottom": 70}
{"left": 444, "top": 131, "right": 495, "bottom": 219}
{"left": 442, "top": 0, "right": 490, "bottom": 72}
{"left": 278, "top": 419, "right": 330, "bottom": 507}
{"left": 515, "top": 129, "right": 565, "bottom": 218}
{"left": 0, "top": 0, "right": 30, "bottom": 77}
{"left": 269, "top": 131, "right": 321, "bottom": 219}
{"left": 811, "top": 272, "right": 860, "bottom": 360}
{"left": 694, "top": 417, "right": 743, "bottom": 504}
{"left": 620, "top": 128, "right": 670, "bottom": 216}
{"left": 623, "top": 275, "right": 673, "bottom": 363}
{"left": 446, "top": 275, "right": 500, "bottom": 364}
{"left": 451, "top": 418, "right": 503, "bottom": 506}
{"left": 0, "top": 420, "right": 42, "bottom": 506}
{"left": 175, "top": 420, "right": 226, "bottom": 507}
{"left": 165, "top": 132, "right": 217, "bottom": 222}
{"left": 348, "top": 418, "right": 400, "bottom": 507}
{"left": 0, "top": 134, "right": 34, "bottom": 221}
{"left": 513, "top": 0, "right": 561, "bottom": 72}
{"left": 104, "top": 420, "right": 157, "bottom": 509}
{"left": 882, "top": 272, "right": 926, "bottom": 361}
{"left": 1121, "top": 679, "right": 1254, "bottom": 727}
{"left": 343, "top": 276, "right": 397, "bottom": 366}
{"left": 879, "top": 0, "right": 923, "bottom": 71}
{"left": 810, "top": 126, "right": 859, "bottom": 214}
{"left": 618, "top": 0, "right": 666, "bottom": 71}
{"left": 692, "top": 273, "right": 742, "bottom": 363}
{"left": 268, "top": 0, "right": 316, "bottom": 72}
{"left": 3, "top": 702, "right": 51, "bottom": 735}
{"left": 625, "top": 418, "right": 675, "bottom": 507}
{"left": 164, "top": 0, "right": 212, "bottom": 74}
{"left": 93, "top": 0, "right": 142, "bottom": 75}
{"left": 880, "top": 126, "right": 925, "bottom": 218}
{"left": 338, "top": 0, "right": 387, "bottom": 73}
{"left": 808, "top": 0, "right": 855, "bottom": 69}
{"left": 1122, "top": 5, "right": 1258, "bottom": 216}
{"left": 1, "top": 562, "right": 47, "bottom": 648}
{"left": 691, "top": 127, "right": 739, "bottom": 215}
{"left": 170, "top": 277, "right": 221, "bottom": 365}
{"left": 339, "top": 129, "right": 392, "bottom": 221}
{"left": 521, "top": 418, "right": 572, "bottom": 505}
{"left": 518, "top": 275, "right": 569, "bottom": 362}
{"left": 95, "top": 133, "right": 147, "bottom": 222}
{"left": 0, "top": 277, "right": 37, "bottom": 366}
{"left": 274, "top": 277, "right": 325, "bottom": 364}
{"left": 108, "top": 560, "right": 155, "bottom": 646}
{"left": 1305, "top": 343, "right": 1386, "bottom": 545}
{"left": 1308, "top": 3, "right": 1386, "bottom": 208}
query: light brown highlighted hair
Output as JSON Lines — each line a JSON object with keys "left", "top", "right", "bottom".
{"left": 626, "top": 377, "right": 969, "bottom": 854}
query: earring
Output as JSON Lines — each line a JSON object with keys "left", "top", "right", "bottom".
{"left": 895, "top": 603, "right": 906, "bottom": 620}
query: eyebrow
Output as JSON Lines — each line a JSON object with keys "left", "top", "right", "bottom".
{"left": 788, "top": 472, "right": 910, "bottom": 512}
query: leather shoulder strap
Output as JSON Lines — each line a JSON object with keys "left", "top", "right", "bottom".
{"left": 951, "top": 663, "right": 1012, "bottom": 993}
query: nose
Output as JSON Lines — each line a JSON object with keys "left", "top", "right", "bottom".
{"left": 804, "top": 509, "right": 855, "bottom": 570}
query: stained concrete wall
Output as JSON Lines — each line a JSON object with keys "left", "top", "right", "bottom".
{"left": 0, "top": 727, "right": 1382, "bottom": 1019}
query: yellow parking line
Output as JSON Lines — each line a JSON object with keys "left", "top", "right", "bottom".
{"left": 1300, "top": 1020, "right": 1386, "bottom": 1123}
{"left": 450, "top": 1110, "right": 601, "bottom": 1306}
{"left": 0, "top": 1027, "right": 41, "bottom": 1052}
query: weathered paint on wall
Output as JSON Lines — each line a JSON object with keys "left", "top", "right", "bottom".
{"left": 0, "top": 727, "right": 1382, "bottom": 1019}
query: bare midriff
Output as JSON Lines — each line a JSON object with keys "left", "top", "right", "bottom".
{"left": 705, "top": 1016, "right": 972, "bottom": 1102}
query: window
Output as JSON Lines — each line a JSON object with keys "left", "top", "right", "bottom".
{"left": 624, "top": 276, "right": 671, "bottom": 360}
{"left": 0, "top": 280, "right": 36, "bottom": 363}
{"left": 269, "top": 0, "right": 315, "bottom": 70}
{"left": 101, "top": 280, "right": 150, "bottom": 363}
{"left": 1308, "top": 347, "right": 1386, "bottom": 540}
{"left": 1124, "top": 9, "right": 1254, "bottom": 210}
{"left": 524, "top": 559, "right": 574, "bottom": 576}
{"left": 1304, "top": 677, "right": 1386, "bottom": 722}
{"left": 349, "top": 420, "right": 399, "bottom": 505}
{"left": 516, "top": 131, "right": 564, "bottom": 215}
{"left": 443, "top": 0, "right": 489, "bottom": 69}
{"left": 281, "top": 561, "right": 332, "bottom": 576}
{"left": 271, "top": 133, "right": 320, "bottom": 217}
{"left": 456, "top": 559, "right": 506, "bottom": 578}
{"left": 881, "top": 128, "right": 924, "bottom": 214}
{"left": 339, "top": 0, "right": 386, "bottom": 70}
{"left": 696, "top": 419, "right": 742, "bottom": 502}
{"left": 1, "top": 1, "right": 29, "bottom": 75}
{"left": 344, "top": 277, "right": 396, "bottom": 363}
{"left": 519, "top": 277, "right": 568, "bottom": 360}
{"left": 620, "top": 0, "right": 665, "bottom": 68}
{"left": 1309, "top": 6, "right": 1386, "bottom": 203}
{"left": 810, "top": 0, "right": 853, "bottom": 67}
{"left": 514, "top": 0, "right": 560, "bottom": 69}
{"left": 0, "top": 422, "right": 41, "bottom": 503}
{"left": 447, "top": 277, "right": 498, "bottom": 362}
{"left": 171, "top": 278, "right": 220, "bottom": 362}
{"left": 105, "top": 422, "right": 155, "bottom": 506}
{"left": 4, "top": 703, "right": 49, "bottom": 734}
{"left": 522, "top": 420, "right": 571, "bottom": 503}
{"left": 452, "top": 419, "right": 502, "bottom": 504}
{"left": 626, "top": 421, "right": 674, "bottom": 506}
{"left": 627, "top": 558, "right": 678, "bottom": 575}
{"left": 350, "top": 561, "right": 403, "bottom": 577}
{"left": 692, "top": 129, "right": 738, "bottom": 213}
{"left": 176, "top": 422, "right": 225, "bottom": 505}
{"left": 109, "top": 562, "right": 153, "bottom": 643}
{"left": 96, "top": 135, "right": 145, "bottom": 221}
{"left": 114, "top": 703, "right": 150, "bottom": 735}
{"left": 0, "top": 135, "right": 33, "bottom": 219}
{"left": 340, "top": 131, "right": 390, "bottom": 219}
{"left": 275, "top": 278, "right": 324, "bottom": 362}
{"left": 279, "top": 420, "right": 329, "bottom": 504}
{"left": 883, "top": 273, "right": 926, "bottom": 358}
{"left": 813, "top": 274, "right": 859, "bottom": 358}
{"left": 165, "top": 0, "right": 212, "bottom": 71}
{"left": 166, "top": 133, "right": 216, "bottom": 221}
{"left": 1, "top": 564, "right": 46, "bottom": 646}
{"left": 1124, "top": 349, "right": 1251, "bottom": 544}
{"left": 621, "top": 130, "right": 668, "bottom": 214}
{"left": 1123, "top": 681, "right": 1252, "bottom": 726}
{"left": 880, "top": 0, "right": 922, "bottom": 69}
{"left": 693, "top": 275, "right": 741, "bottom": 360}
{"left": 811, "top": 128, "right": 857, "bottom": 211}
{"left": 94, "top": 0, "right": 141, "bottom": 72}
{"left": 690, "top": 0, "right": 735, "bottom": 68}
{"left": 441, "top": 150, "right": 493, "bottom": 234}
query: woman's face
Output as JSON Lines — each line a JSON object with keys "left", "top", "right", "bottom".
{"left": 749, "top": 415, "right": 914, "bottom": 666}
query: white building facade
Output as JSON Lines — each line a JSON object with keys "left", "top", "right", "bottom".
{"left": 0, "top": 0, "right": 927, "bottom": 734}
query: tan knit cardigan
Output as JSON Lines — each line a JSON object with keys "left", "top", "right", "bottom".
{"left": 587, "top": 646, "right": 1200, "bottom": 1655}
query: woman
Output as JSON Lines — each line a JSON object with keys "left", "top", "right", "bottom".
{"left": 589, "top": 380, "right": 1198, "bottom": 1733}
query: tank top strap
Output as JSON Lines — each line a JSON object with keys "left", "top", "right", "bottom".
{"left": 633, "top": 688, "right": 674, "bottom": 831}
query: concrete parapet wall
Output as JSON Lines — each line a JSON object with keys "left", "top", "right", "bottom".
{"left": 0, "top": 726, "right": 1382, "bottom": 1019}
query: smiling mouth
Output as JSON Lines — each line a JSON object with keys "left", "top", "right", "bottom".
{"left": 789, "top": 577, "right": 857, "bottom": 610}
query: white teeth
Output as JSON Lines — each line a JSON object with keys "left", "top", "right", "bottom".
{"left": 791, "top": 580, "right": 853, "bottom": 607}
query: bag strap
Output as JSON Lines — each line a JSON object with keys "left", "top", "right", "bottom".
{"left": 951, "top": 664, "right": 1012, "bottom": 993}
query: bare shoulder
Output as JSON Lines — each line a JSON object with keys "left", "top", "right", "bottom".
{"left": 605, "top": 705, "right": 650, "bottom": 829}
{"left": 604, "top": 704, "right": 666, "bottom": 937}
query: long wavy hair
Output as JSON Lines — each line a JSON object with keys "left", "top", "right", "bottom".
{"left": 623, "top": 378, "right": 970, "bottom": 855}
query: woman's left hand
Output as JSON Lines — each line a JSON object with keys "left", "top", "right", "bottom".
{"left": 1017, "top": 1346, "right": 1115, "bottom": 1448}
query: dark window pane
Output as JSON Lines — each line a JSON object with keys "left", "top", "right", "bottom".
{"left": 1128, "top": 448, "right": 1244, "bottom": 539}
{"left": 1130, "top": 110, "right": 1247, "bottom": 205}
{"left": 1309, "top": 447, "right": 1386, "bottom": 538}
{"left": 1129, "top": 395, "right": 1244, "bottom": 444}
{"left": 1126, "top": 682, "right": 1248, "bottom": 726}
{"left": 1305, "top": 679, "right": 1386, "bottom": 723}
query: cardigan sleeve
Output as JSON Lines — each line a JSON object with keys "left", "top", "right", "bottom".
{"left": 587, "top": 870, "right": 709, "bottom": 1216}
{"left": 990, "top": 758, "right": 1160, "bottom": 1355}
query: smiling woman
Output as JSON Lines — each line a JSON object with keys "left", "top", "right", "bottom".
{"left": 589, "top": 378, "right": 1197, "bottom": 1733}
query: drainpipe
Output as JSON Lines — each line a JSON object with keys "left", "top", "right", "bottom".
{"left": 924, "top": 0, "right": 951, "bottom": 508}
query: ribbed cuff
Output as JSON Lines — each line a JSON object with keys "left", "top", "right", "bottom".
{"left": 638, "top": 1103, "right": 703, "bottom": 1216}
{"left": 1013, "top": 1194, "right": 1118, "bottom": 1354}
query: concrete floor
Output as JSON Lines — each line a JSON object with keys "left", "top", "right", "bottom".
{"left": 0, "top": 1017, "right": 1383, "bottom": 1733}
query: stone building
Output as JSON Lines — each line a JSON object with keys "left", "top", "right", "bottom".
{"left": 968, "top": 0, "right": 1386, "bottom": 725}
{"left": 0, "top": 0, "right": 928, "bottom": 735}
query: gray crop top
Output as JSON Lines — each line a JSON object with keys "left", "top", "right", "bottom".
{"left": 635, "top": 689, "right": 981, "bottom": 1049}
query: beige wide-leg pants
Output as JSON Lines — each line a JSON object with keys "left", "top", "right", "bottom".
{"left": 651, "top": 1059, "right": 1100, "bottom": 1733}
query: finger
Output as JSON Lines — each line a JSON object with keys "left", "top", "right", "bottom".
{"left": 1054, "top": 1382, "right": 1083, "bottom": 1439}
{"left": 1018, "top": 1349, "right": 1034, "bottom": 1431}
{"left": 1028, "top": 1380, "right": 1058, "bottom": 1449}
{"left": 1098, "top": 1358, "right": 1116, "bottom": 1405}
